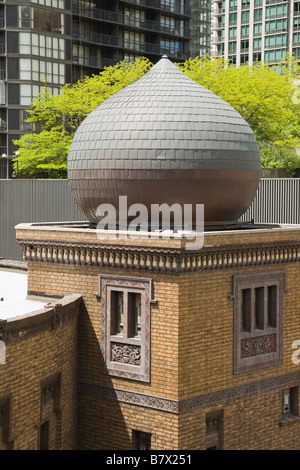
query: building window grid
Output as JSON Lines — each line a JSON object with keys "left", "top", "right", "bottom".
{"left": 30, "top": 0, "right": 65, "bottom": 9}
{"left": 19, "top": 6, "right": 65, "bottom": 34}
{"left": 19, "top": 32, "right": 65, "bottom": 61}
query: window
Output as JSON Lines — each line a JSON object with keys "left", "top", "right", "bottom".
{"left": 229, "top": 13, "right": 237, "bottom": 25}
{"left": 205, "top": 411, "right": 223, "bottom": 450}
{"left": 253, "top": 37, "right": 262, "bottom": 51}
{"left": 39, "top": 420, "right": 49, "bottom": 450}
{"left": 241, "top": 25, "right": 249, "bottom": 37}
{"left": 229, "top": 27, "right": 237, "bottom": 40}
{"left": 124, "top": 8, "right": 145, "bottom": 28}
{"left": 233, "top": 271, "right": 285, "bottom": 374}
{"left": 124, "top": 31, "right": 145, "bottom": 52}
{"left": 33, "top": 7, "right": 64, "bottom": 34}
{"left": 265, "top": 19, "right": 287, "bottom": 34}
{"left": 19, "top": 6, "right": 30, "bottom": 28}
{"left": 40, "top": 373, "right": 62, "bottom": 450}
{"left": 241, "top": 10, "right": 250, "bottom": 24}
{"left": 264, "top": 49, "right": 286, "bottom": 63}
{"left": 0, "top": 396, "right": 11, "bottom": 450}
{"left": 254, "top": 8, "right": 262, "bottom": 21}
{"left": 99, "top": 275, "right": 154, "bottom": 382}
{"left": 253, "top": 52, "right": 261, "bottom": 62}
{"left": 281, "top": 388, "right": 299, "bottom": 421}
{"left": 253, "top": 22, "right": 262, "bottom": 36}
{"left": 133, "top": 430, "right": 151, "bottom": 450}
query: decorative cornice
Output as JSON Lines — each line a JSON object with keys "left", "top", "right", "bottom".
{"left": 17, "top": 238, "right": 300, "bottom": 273}
{"left": 78, "top": 370, "right": 300, "bottom": 414}
{"left": 0, "top": 295, "right": 81, "bottom": 344}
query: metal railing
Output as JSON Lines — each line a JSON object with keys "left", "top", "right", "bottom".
{"left": 73, "top": 30, "right": 189, "bottom": 58}
{"left": 72, "top": 2, "right": 189, "bottom": 37}
{"left": 72, "top": 55, "right": 117, "bottom": 69}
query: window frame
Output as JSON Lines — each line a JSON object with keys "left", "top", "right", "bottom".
{"left": 233, "top": 271, "right": 285, "bottom": 374}
{"left": 280, "top": 387, "right": 300, "bottom": 425}
{"left": 99, "top": 275, "right": 153, "bottom": 382}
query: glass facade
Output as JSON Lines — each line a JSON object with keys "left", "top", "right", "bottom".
{"left": 0, "top": 0, "right": 72, "bottom": 157}
{"left": 212, "top": 0, "right": 300, "bottom": 71}
{"left": 189, "top": 0, "right": 211, "bottom": 58}
{"left": 71, "top": 0, "right": 190, "bottom": 82}
{"left": 0, "top": 0, "right": 191, "bottom": 163}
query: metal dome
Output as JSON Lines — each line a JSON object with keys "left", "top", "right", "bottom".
{"left": 67, "top": 55, "right": 261, "bottom": 227}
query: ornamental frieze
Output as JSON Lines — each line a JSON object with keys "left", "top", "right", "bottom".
{"left": 17, "top": 238, "right": 300, "bottom": 273}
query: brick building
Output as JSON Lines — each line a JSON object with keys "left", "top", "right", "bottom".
{"left": 1, "top": 55, "right": 300, "bottom": 450}
{"left": 11, "top": 222, "right": 300, "bottom": 450}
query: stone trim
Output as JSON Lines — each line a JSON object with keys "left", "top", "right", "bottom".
{"left": 78, "top": 371, "right": 300, "bottom": 414}
{"left": 17, "top": 238, "right": 300, "bottom": 273}
{"left": 0, "top": 295, "right": 81, "bottom": 344}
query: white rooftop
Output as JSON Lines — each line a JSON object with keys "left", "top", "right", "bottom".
{"left": 0, "top": 269, "right": 46, "bottom": 320}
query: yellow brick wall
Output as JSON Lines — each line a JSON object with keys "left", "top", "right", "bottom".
{"left": 27, "top": 263, "right": 180, "bottom": 400}
{"left": 0, "top": 314, "right": 77, "bottom": 450}
{"left": 77, "top": 394, "right": 179, "bottom": 450}
{"left": 178, "top": 263, "right": 300, "bottom": 398}
{"left": 178, "top": 388, "right": 300, "bottom": 450}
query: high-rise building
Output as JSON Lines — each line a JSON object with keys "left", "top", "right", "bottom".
{"left": 0, "top": 0, "right": 191, "bottom": 174}
{"left": 189, "top": 0, "right": 211, "bottom": 58}
{"left": 212, "top": 0, "right": 300, "bottom": 68}
{"left": 0, "top": 0, "right": 73, "bottom": 166}
{"left": 72, "top": 0, "right": 191, "bottom": 82}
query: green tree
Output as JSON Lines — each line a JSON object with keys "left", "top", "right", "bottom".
{"left": 178, "top": 55, "right": 300, "bottom": 149}
{"left": 14, "top": 55, "right": 300, "bottom": 177}
{"left": 259, "top": 144, "right": 300, "bottom": 177}
{"left": 13, "top": 57, "right": 152, "bottom": 178}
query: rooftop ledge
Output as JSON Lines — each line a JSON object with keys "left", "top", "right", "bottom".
{"left": 15, "top": 221, "right": 300, "bottom": 250}
{"left": 0, "top": 267, "right": 81, "bottom": 324}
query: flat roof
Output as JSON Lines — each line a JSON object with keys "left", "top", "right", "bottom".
{"left": 0, "top": 269, "right": 46, "bottom": 320}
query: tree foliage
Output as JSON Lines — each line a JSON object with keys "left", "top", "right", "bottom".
{"left": 179, "top": 55, "right": 300, "bottom": 148}
{"left": 14, "top": 54, "right": 300, "bottom": 177}
{"left": 13, "top": 57, "right": 152, "bottom": 177}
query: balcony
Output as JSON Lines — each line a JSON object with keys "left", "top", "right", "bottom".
{"left": 118, "top": 0, "right": 190, "bottom": 16}
{"left": 72, "top": 2, "right": 189, "bottom": 38}
{"left": 214, "top": 6, "right": 224, "bottom": 16}
{"left": 266, "top": 0, "right": 287, "bottom": 4}
{"left": 73, "top": 30, "right": 121, "bottom": 48}
{"left": 73, "top": 31, "right": 189, "bottom": 59}
{"left": 72, "top": 55, "right": 117, "bottom": 69}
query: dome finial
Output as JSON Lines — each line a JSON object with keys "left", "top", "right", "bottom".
{"left": 162, "top": 54, "right": 168, "bottom": 59}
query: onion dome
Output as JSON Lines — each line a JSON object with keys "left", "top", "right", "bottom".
{"left": 67, "top": 55, "right": 261, "bottom": 227}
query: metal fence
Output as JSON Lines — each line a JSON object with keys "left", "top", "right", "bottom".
{"left": 0, "top": 179, "right": 86, "bottom": 261}
{"left": 240, "top": 178, "right": 300, "bottom": 225}
{"left": 0, "top": 178, "right": 300, "bottom": 261}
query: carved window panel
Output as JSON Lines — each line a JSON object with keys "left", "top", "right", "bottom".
{"left": 99, "top": 275, "right": 153, "bottom": 382}
{"left": 233, "top": 271, "right": 285, "bottom": 374}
